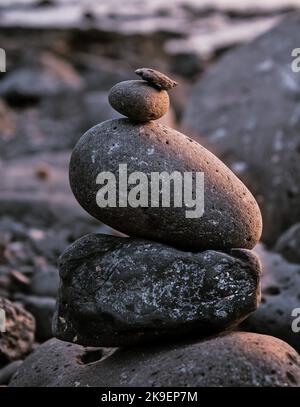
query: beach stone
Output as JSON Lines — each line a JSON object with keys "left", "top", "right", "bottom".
{"left": 0, "top": 361, "right": 23, "bottom": 385}
{"left": 18, "top": 295, "right": 56, "bottom": 341}
{"left": 53, "top": 234, "right": 260, "bottom": 347}
{"left": 182, "top": 14, "right": 300, "bottom": 245}
{"left": 275, "top": 223, "right": 300, "bottom": 264}
{"left": 242, "top": 244, "right": 300, "bottom": 353}
{"left": 135, "top": 68, "right": 178, "bottom": 90}
{"left": 10, "top": 333, "right": 300, "bottom": 387}
{"left": 30, "top": 266, "right": 59, "bottom": 298}
{"left": 0, "top": 298, "right": 35, "bottom": 367}
{"left": 69, "top": 118, "right": 262, "bottom": 251}
{"left": 108, "top": 80, "right": 169, "bottom": 122}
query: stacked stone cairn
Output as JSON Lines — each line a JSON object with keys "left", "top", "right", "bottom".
{"left": 53, "top": 68, "right": 263, "bottom": 347}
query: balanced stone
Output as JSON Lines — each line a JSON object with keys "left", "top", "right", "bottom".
{"left": 69, "top": 118, "right": 262, "bottom": 250}
{"left": 10, "top": 333, "right": 300, "bottom": 387}
{"left": 108, "top": 80, "right": 169, "bottom": 122}
{"left": 135, "top": 68, "right": 178, "bottom": 90}
{"left": 53, "top": 234, "right": 261, "bottom": 347}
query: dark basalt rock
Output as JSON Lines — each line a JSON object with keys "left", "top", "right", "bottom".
{"left": 108, "top": 80, "right": 169, "bottom": 122}
{"left": 242, "top": 244, "right": 300, "bottom": 353}
{"left": 182, "top": 14, "right": 300, "bottom": 245}
{"left": 69, "top": 118, "right": 262, "bottom": 251}
{"left": 53, "top": 234, "right": 261, "bottom": 347}
{"left": 10, "top": 333, "right": 300, "bottom": 387}
{"left": 274, "top": 223, "right": 300, "bottom": 264}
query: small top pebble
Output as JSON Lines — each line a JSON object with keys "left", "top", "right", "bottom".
{"left": 135, "top": 68, "right": 178, "bottom": 91}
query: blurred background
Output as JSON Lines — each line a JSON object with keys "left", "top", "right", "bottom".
{"left": 1, "top": 0, "right": 300, "bottom": 385}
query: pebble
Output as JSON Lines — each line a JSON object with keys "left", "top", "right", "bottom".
{"left": 9, "top": 333, "right": 300, "bottom": 387}
{"left": 0, "top": 360, "right": 23, "bottom": 385}
{"left": 274, "top": 223, "right": 300, "bottom": 264}
{"left": 135, "top": 68, "right": 178, "bottom": 90}
{"left": 53, "top": 234, "right": 261, "bottom": 347}
{"left": 108, "top": 80, "right": 169, "bottom": 122}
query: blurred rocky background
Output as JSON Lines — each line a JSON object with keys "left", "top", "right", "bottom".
{"left": 1, "top": 0, "right": 300, "bottom": 386}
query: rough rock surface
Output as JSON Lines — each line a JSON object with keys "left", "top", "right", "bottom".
{"left": 10, "top": 332, "right": 300, "bottom": 387}
{"left": 242, "top": 244, "right": 300, "bottom": 353}
{"left": 0, "top": 298, "right": 35, "bottom": 367}
{"left": 53, "top": 234, "right": 260, "bottom": 347}
{"left": 275, "top": 223, "right": 300, "bottom": 264}
{"left": 69, "top": 118, "right": 262, "bottom": 251}
{"left": 135, "top": 68, "right": 178, "bottom": 90}
{"left": 182, "top": 14, "right": 300, "bottom": 245}
{"left": 108, "top": 80, "right": 169, "bottom": 122}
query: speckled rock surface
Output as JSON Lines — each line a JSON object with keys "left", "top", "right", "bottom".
{"left": 0, "top": 298, "right": 35, "bottom": 367}
{"left": 69, "top": 119, "right": 262, "bottom": 251}
{"left": 242, "top": 243, "right": 300, "bottom": 353}
{"left": 53, "top": 234, "right": 260, "bottom": 347}
{"left": 108, "top": 80, "right": 169, "bottom": 122}
{"left": 182, "top": 14, "right": 300, "bottom": 245}
{"left": 275, "top": 223, "right": 300, "bottom": 264}
{"left": 10, "top": 332, "right": 300, "bottom": 387}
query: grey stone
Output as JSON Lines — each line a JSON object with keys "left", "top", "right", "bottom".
{"left": 53, "top": 234, "right": 260, "bottom": 347}
{"left": 19, "top": 295, "right": 56, "bottom": 341}
{"left": 275, "top": 223, "right": 300, "bottom": 264}
{"left": 135, "top": 68, "right": 178, "bottom": 90}
{"left": 30, "top": 266, "right": 59, "bottom": 298}
{"left": 0, "top": 361, "right": 23, "bottom": 385}
{"left": 69, "top": 118, "right": 262, "bottom": 251}
{"left": 10, "top": 333, "right": 300, "bottom": 387}
{"left": 0, "top": 298, "right": 35, "bottom": 367}
{"left": 242, "top": 243, "right": 300, "bottom": 353}
{"left": 108, "top": 80, "right": 169, "bottom": 122}
{"left": 182, "top": 14, "right": 300, "bottom": 245}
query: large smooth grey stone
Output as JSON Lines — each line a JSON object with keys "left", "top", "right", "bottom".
{"left": 10, "top": 333, "right": 300, "bottom": 387}
{"left": 69, "top": 118, "right": 262, "bottom": 251}
{"left": 53, "top": 234, "right": 261, "bottom": 347}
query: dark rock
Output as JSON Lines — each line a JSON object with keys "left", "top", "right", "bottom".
{"left": 135, "top": 68, "right": 178, "bottom": 90}
{"left": 275, "top": 223, "right": 300, "bottom": 264}
{"left": 0, "top": 360, "right": 23, "bottom": 385}
{"left": 53, "top": 234, "right": 260, "bottom": 347}
{"left": 242, "top": 244, "right": 300, "bottom": 353}
{"left": 10, "top": 333, "right": 300, "bottom": 387}
{"left": 0, "top": 298, "right": 35, "bottom": 367}
{"left": 108, "top": 80, "right": 169, "bottom": 122}
{"left": 18, "top": 295, "right": 56, "bottom": 341}
{"left": 69, "top": 118, "right": 262, "bottom": 251}
{"left": 30, "top": 266, "right": 59, "bottom": 298}
{"left": 182, "top": 14, "right": 300, "bottom": 245}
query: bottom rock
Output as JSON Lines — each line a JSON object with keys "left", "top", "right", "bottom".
{"left": 53, "top": 234, "right": 261, "bottom": 347}
{"left": 10, "top": 332, "right": 300, "bottom": 387}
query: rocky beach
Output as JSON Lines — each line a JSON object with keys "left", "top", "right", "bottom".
{"left": 1, "top": 0, "right": 300, "bottom": 389}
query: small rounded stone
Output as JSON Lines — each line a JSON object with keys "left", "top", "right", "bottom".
{"left": 135, "top": 68, "right": 178, "bottom": 90}
{"left": 108, "top": 80, "right": 169, "bottom": 122}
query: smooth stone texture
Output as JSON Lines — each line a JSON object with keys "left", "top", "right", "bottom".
{"left": 275, "top": 223, "right": 300, "bottom": 264}
{"left": 108, "top": 80, "right": 169, "bottom": 122}
{"left": 18, "top": 295, "right": 56, "bottom": 341}
{"left": 10, "top": 333, "right": 300, "bottom": 387}
{"left": 0, "top": 298, "right": 35, "bottom": 367}
{"left": 242, "top": 244, "right": 300, "bottom": 353}
{"left": 0, "top": 361, "right": 23, "bottom": 385}
{"left": 70, "top": 118, "right": 262, "bottom": 251}
{"left": 182, "top": 15, "right": 300, "bottom": 246}
{"left": 53, "top": 234, "right": 261, "bottom": 347}
{"left": 135, "top": 68, "right": 178, "bottom": 90}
